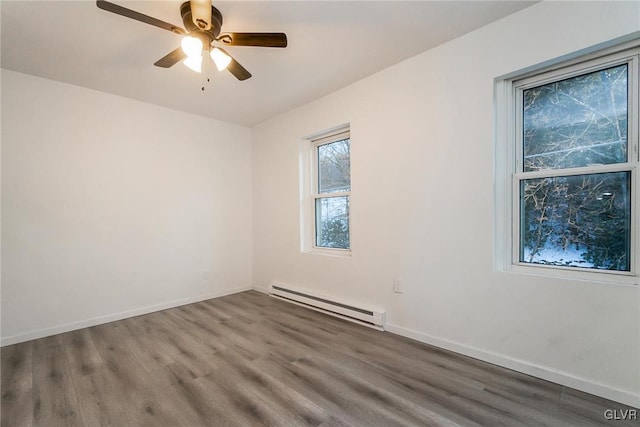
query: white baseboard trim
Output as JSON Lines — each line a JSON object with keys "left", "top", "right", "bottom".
{"left": 385, "top": 323, "right": 640, "bottom": 409}
{"left": 1, "top": 285, "right": 251, "bottom": 347}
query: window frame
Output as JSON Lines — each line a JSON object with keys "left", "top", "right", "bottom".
{"left": 496, "top": 41, "right": 640, "bottom": 284}
{"left": 300, "top": 127, "right": 352, "bottom": 256}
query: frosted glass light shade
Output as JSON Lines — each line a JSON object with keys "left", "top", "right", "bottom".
{"left": 181, "top": 36, "right": 203, "bottom": 57}
{"left": 210, "top": 48, "right": 232, "bottom": 71}
{"left": 183, "top": 55, "right": 202, "bottom": 73}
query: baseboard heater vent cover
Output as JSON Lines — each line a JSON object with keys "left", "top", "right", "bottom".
{"left": 269, "top": 284, "right": 386, "bottom": 330}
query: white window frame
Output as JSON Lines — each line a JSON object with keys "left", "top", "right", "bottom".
{"left": 300, "top": 126, "right": 352, "bottom": 256}
{"left": 495, "top": 40, "right": 640, "bottom": 285}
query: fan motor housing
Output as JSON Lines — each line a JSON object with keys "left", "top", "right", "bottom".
{"left": 180, "top": 2, "right": 223, "bottom": 40}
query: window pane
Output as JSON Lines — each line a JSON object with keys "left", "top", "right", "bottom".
{"left": 520, "top": 172, "right": 630, "bottom": 271}
{"left": 315, "top": 196, "right": 350, "bottom": 249}
{"left": 523, "top": 64, "right": 628, "bottom": 171}
{"left": 318, "top": 138, "right": 350, "bottom": 193}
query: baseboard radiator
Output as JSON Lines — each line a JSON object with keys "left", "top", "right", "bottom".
{"left": 269, "top": 284, "right": 386, "bottom": 330}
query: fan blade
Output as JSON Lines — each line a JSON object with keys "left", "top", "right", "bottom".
{"left": 154, "top": 47, "right": 187, "bottom": 68}
{"left": 218, "top": 48, "right": 252, "bottom": 81}
{"left": 190, "top": 0, "right": 212, "bottom": 30}
{"left": 228, "top": 60, "right": 252, "bottom": 81}
{"left": 96, "top": 0, "right": 186, "bottom": 35}
{"left": 217, "top": 33, "right": 287, "bottom": 48}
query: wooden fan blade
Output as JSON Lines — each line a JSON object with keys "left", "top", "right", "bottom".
{"left": 96, "top": 0, "right": 186, "bottom": 35}
{"left": 218, "top": 48, "right": 252, "bottom": 81}
{"left": 217, "top": 33, "right": 287, "bottom": 48}
{"left": 228, "top": 60, "right": 252, "bottom": 81}
{"left": 154, "top": 47, "right": 187, "bottom": 68}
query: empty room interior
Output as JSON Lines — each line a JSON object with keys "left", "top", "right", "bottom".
{"left": 2, "top": 0, "right": 640, "bottom": 426}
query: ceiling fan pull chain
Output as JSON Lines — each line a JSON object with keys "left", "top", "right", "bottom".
{"left": 201, "top": 48, "right": 206, "bottom": 90}
{"left": 201, "top": 50, "right": 211, "bottom": 91}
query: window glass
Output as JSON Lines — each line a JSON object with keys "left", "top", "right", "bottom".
{"left": 318, "top": 138, "right": 351, "bottom": 193}
{"left": 523, "top": 64, "right": 628, "bottom": 171}
{"left": 519, "top": 171, "right": 631, "bottom": 271}
{"left": 315, "top": 196, "right": 350, "bottom": 249}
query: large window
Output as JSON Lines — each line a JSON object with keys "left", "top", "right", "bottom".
{"left": 301, "top": 128, "right": 351, "bottom": 254}
{"left": 497, "top": 43, "right": 639, "bottom": 281}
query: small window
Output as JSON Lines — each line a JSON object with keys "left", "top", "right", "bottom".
{"left": 300, "top": 128, "right": 351, "bottom": 254}
{"left": 496, "top": 42, "right": 639, "bottom": 282}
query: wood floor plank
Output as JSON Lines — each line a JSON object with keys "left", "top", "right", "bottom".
{"left": 252, "top": 352, "right": 416, "bottom": 427}
{"left": 72, "top": 366, "right": 142, "bottom": 427}
{"left": 195, "top": 364, "right": 306, "bottom": 426}
{"left": 189, "top": 299, "right": 234, "bottom": 323}
{"left": 60, "top": 328, "right": 103, "bottom": 377}
{"left": 165, "top": 306, "right": 229, "bottom": 353}
{"left": 294, "top": 354, "right": 464, "bottom": 427}
{"left": 557, "top": 387, "right": 639, "bottom": 426}
{"left": 204, "top": 297, "right": 263, "bottom": 324}
{"left": 112, "top": 317, "right": 176, "bottom": 371}
{"left": 310, "top": 345, "right": 486, "bottom": 426}
{"left": 145, "top": 362, "right": 237, "bottom": 426}
{"left": 1, "top": 342, "right": 34, "bottom": 427}
{"left": 119, "top": 312, "right": 218, "bottom": 379}
{"left": 327, "top": 326, "right": 564, "bottom": 410}
{"left": 73, "top": 362, "right": 194, "bottom": 427}
{"left": 166, "top": 305, "right": 261, "bottom": 363}
{"left": 2, "top": 290, "right": 635, "bottom": 426}
{"left": 31, "top": 337, "right": 82, "bottom": 427}
{"left": 212, "top": 349, "right": 329, "bottom": 426}
{"left": 249, "top": 319, "right": 313, "bottom": 362}
{"left": 203, "top": 318, "right": 270, "bottom": 361}
{"left": 201, "top": 298, "right": 248, "bottom": 322}
{"left": 80, "top": 323, "right": 198, "bottom": 427}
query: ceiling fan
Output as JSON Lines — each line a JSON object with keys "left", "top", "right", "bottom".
{"left": 96, "top": 0, "right": 287, "bottom": 82}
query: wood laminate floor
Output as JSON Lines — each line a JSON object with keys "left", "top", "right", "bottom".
{"left": 2, "top": 290, "right": 638, "bottom": 426}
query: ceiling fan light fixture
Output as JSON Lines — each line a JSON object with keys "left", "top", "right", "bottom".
{"left": 96, "top": 0, "right": 287, "bottom": 82}
{"left": 183, "top": 54, "right": 202, "bottom": 73}
{"left": 210, "top": 48, "right": 232, "bottom": 71}
{"left": 181, "top": 36, "right": 203, "bottom": 58}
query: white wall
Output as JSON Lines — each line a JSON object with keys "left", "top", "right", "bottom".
{"left": 252, "top": 1, "right": 640, "bottom": 407}
{"left": 1, "top": 70, "right": 253, "bottom": 345}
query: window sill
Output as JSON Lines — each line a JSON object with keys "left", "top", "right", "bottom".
{"left": 507, "top": 263, "right": 639, "bottom": 287}
{"left": 303, "top": 247, "right": 352, "bottom": 258}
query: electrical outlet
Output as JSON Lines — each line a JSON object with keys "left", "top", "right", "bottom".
{"left": 203, "top": 271, "right": 209, "bottom": 280}
{"left": 393, "top": 279, "right": 403, "bottom": 293}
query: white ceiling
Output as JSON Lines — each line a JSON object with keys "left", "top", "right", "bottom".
{"left": 2, "top": 1, "right": 536, "bottom": 126}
